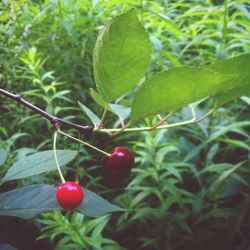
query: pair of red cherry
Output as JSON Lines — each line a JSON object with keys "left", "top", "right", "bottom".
{"left": 56, "top": 147, "right": 134, "bottom": 210}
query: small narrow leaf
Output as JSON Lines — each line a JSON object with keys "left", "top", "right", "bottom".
{"left": 241, "top": 96, "right": 250, "bottom": 105}
{"left": 2, "top": 150, "right": 77, "bottom": 182}
{"left": 79, "top": 189, "right": 123, "bottom": 218}
{"left": 93, "top": 9, "right": 151, "bottom": 102}
{"left": 131, "top": 67, "right": 235, "bottom": 122}
{"left": 0, "top": 185, "right": 123, "bottom": 219}
{"left": 90, "top": 88, "right": 109, "bottom": 109}
{"left": 210, "top": 162, "right": 243, "bottom": 194}
{"left": 0, "top": 149, "right": 7, "bottom": 166}
{"left": 78, "top": 101, "right": 101, "bottom": 127}
{"left": 109, "top": 103, "right": 131, "bottom": 121}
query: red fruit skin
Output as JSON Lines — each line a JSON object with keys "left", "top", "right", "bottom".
{"left": 56, "top": 182, "right": 84, "bottom": 210}
{"left": 107, "top": 147, "right": 134, "bottom": 175}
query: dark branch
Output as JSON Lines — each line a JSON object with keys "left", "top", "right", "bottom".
{"left": 0, "top": 88, "right": 93, "bottom": 135}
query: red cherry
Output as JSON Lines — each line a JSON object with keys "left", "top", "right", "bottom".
{"left": 56, "top": 182, "right": 84, "bottom": 210}
{"left": 107, "top": 147, "right": 134, "bottom": 175}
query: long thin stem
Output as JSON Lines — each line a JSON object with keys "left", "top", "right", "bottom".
{"left": 58, "top": 129, "right": 111, "bottom": 157}
{"left": 99, "top": 109, "right": 215, "bottom": 134}
{"left": 53, "top": 131, "right": 66, "bottom": 183}
{"left": 0, "top": 88, "right": 93, "bottom": 134}
{"left": 100, "top": 119, "right": 194, "bottom": 133}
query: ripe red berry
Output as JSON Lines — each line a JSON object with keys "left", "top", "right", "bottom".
{"left": 56, "top": 181, "right": 84, "bottom": 210}
{"left": 107, "top": 147, "right": 134, "bottom": 175}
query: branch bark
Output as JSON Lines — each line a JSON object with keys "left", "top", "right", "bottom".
{"left": 0, "top": 88, "right": 93, "bottom": 135}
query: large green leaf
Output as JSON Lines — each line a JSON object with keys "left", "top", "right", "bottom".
{"left": 208, "top": 54, "right": 250, "bottom": 105}
{"left": 2, "top": 150, "right": 77, "bottom": 183}
{"left": 93, "top": 9, "right": 151, "bottom": 102}
{"left": 0, "top": 149, "right": 7, "bottom": 166}
{"left": 131, "top": 66, "right": 235, "bottom": 122}
{"left": 0, "top": 184, "right": 123, "bottom": 219}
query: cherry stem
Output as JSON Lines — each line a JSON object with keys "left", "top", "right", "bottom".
{"left": 53, "top": 131, "right": 66, "bottom": 183}
{"left": 58, "top": 129, "right": 111, "bottom": 157}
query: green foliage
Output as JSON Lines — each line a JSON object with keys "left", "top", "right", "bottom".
{"left": 38, "top": 212, "right": 122, "bottom": 250}
{"left": 130, "top": 66, "right": 233, "bottom": 122}
{"left": 0, "top": 0, "right": 250, "bottom": 249}
{"left": 0, "top": 185, "right": 122, "bottom": 219}
{"left": 131, "top": 53, "right": 250, "bottom": 122}
{"left": 114, "top": 111, "right": 250, "bottom": 249}
{"left": 93, "top": 9, "right": 151, "bottom": 102}
{"left": 0, "top": 185, "right": 60, "bottom": 219}
{"left": 78, "top": 101, "right": 101, "bottom": 127}
{"left": 2, "top": 150, "right": 77, "bottom": 182}
{"left": 0, "top": 149, "right": 7, "bottom": 166}
{"left": 79, "top": 189, "right": 123, "bottom": 218}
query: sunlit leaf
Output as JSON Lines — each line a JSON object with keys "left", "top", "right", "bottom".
{"left": 93, "top": 9, "right": 151, "bottom": 101}
{"left": 131, "top": 67, "right": 235, "bottom": 122}
{"left": 209, "top": 54, "right": 250, "bottom": 105}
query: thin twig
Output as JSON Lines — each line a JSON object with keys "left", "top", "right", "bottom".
{"left": 99, "top": 108, "right": 215, "bottom": 134}
{"left": 97, "top": 108, "right": 108, "bottom": 129}
{"left": 192, "top": 108, "right": 215, "bottom": 123}
{"left": 149, "top": 112, "right": 174, "bottom": 130}
{"left": 0, "top": 88, "right": 93, "bottom": 135}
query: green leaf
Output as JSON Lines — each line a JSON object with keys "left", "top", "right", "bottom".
{"left": 151, "top": 12, "right": 182, "bottom": 37}
{"left": 93, "top": 9, "right": 151, "bottom": 102}
{"left": 90, "top": 88, "right": 109, "bottom": 109}
{"left": 241, "top": 96, "right": 250, "bottom": 105}
{"left": 78, "top": 101, "right": 101, "bottom": 127}
{"left": 209, "top": 54, "right": 250, "bottom": 105}
{"left": 0, "top": 149, "right": 7, "bottom": 166}
{"left": 109, "top": 103, "right": 131, "bottom": 121}
{"left": 0, "top": 184, "right": 123, "bottom": 219}
{"left": 2, "top": 150, "right": 77, "bottom": 182}
{"left": 0, "top": 185, "right": 60, "bottom": 219}
{"left": 210, "top": 162, "right": 243, "bottom": 194}
{"left": 131, "top": 66, "right": 235, "bottom": 122}
{"left": 79, "top": 189, "right": 123, "bottom": 218}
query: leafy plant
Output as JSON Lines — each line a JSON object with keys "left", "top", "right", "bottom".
{"left": 0, "top": 1, "right": 249, "bottom": 249}
{"left": 38, "top": 212, "right": 122, "bottom": 250}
